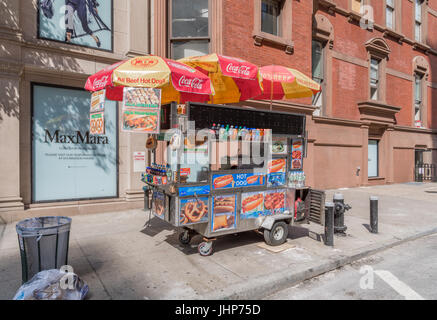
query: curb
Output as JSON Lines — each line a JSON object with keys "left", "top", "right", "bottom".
{"left": 197, "top": 227, "right": 437, "bottom": 300}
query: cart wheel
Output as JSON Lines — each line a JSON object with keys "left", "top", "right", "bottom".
{"left": 178, "top": 230, "right": 191, "bottom": 245}
{"left": 264, "top": 221, "right": 288, "bottom": 246}
{"left": 198, "top": 241, "right": 213, "bottom": 256}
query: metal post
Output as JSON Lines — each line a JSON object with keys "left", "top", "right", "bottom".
{"left": 370, "top": 196, "right": 378, "bottom": 234}
{"left": 333, "top": 193, "right": 347, "bottom": 235}
{"left": 325, "top": 202, "right": 334, "bottom": 246}
{"left": 143, "top": 186, "right": 150, "bottom": 211}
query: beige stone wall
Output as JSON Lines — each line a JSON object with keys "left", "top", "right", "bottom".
{"left": 0, "top": 0, "right": 151, "bottom": 216}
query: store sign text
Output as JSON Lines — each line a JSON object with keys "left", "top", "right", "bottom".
{"left": 44, "top": 129, "right": 109, "bottom": 145}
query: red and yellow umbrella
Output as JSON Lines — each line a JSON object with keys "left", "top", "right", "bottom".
{"left": 178, "top": 53, "right": 263, "bottom": 104}
{"left": 255, "top": 65, "right": 321, "bottom": 100}
{"left": 85, "top": 55, "right": 214, "bottom": 104}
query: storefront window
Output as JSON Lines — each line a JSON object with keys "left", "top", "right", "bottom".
{"left": 32, "top": 85, "right": 117, "bottom": 202}
{"left": 169, "top": 0, "right": 210, "bottom": 60}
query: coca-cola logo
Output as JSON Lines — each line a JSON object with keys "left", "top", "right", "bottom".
{"left": 130, "top": 57, "right": 158, "bottom": 68}
{"left": 93, "top": 75, "right": 109, "bottom": 89}
{"left": 178, "top": 76, "right": 204, "bottom": 90}
{"left": 225, "top": 63, "right": 251, "bottom": 76}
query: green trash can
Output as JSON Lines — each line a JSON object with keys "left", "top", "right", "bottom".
{"left": 16, "top": 216, "right": 72, "bottom": 283}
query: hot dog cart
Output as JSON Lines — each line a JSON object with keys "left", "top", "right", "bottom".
{"left": 142, "top": 102, "right": 325, "bottom": 256}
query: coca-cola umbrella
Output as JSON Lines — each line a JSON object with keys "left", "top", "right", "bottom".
{"left": 178, "top": 53, "right": 263, "bottom": 104}
{"left": 85, "top": 55, "right": 214, "bottom": 104}
{"left": 255, "top": 65, "right": 321, "bottom": 109}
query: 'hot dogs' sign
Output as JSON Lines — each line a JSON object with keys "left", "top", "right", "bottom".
{"left": 212, "top": 173, "right": 266, "bottom": 190}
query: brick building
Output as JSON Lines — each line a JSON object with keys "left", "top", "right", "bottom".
{"left": 0, "top": 0, "right": 436, "bottom": 219}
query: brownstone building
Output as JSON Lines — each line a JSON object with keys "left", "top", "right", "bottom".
{"left": 0, "top": 0, "right": 436, "bottom": 219}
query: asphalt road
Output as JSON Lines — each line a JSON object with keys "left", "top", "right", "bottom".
{"left": 266, "top": 233, "right": 437, "bottom": 300}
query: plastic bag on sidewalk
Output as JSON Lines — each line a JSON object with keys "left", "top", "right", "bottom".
{"left": 13, "top": 269, "right": 89, "bottom": 300}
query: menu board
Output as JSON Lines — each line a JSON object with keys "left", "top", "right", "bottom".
{"left": 122, "top": 87, "right": 161, "bottom": 133}
{"left": 291, "top": 139, "right": 303, "bottom": 170}
{"left": 179, "top": 197, "right": 209, "bottom": 226}
{"left": 212, "top": 173, "right": 265, "bottom": 190}
{"left": 211, "top": 195, "right": 237, "bottom": 232}
{"left": 271, "top": 137, "right": 288, "bottom": 155}
{"left": 89, "top": 112, "right": 105, "bottom": 135}
{"left": 89, "top": 90, "right": 105, "bottom": 135}
{"left": 241, "top": 192, "right": 264, "bottom": 220}
{"left": 90, "top": 90, "right": 105, "bottom": 113}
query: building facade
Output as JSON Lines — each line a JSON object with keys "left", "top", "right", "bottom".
{"left": 0, "top": 0, "right": 436, "bottom": 220}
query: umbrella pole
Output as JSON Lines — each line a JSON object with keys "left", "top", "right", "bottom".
{"left": 270, "top": 76, "right": 273, "bottom": 111}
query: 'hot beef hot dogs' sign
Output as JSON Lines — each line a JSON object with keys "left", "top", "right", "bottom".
{"left": 212, "top": 173, "right": 266, "bottom": 190}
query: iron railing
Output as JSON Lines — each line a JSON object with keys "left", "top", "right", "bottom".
{"left": 415, "top": 163, "right": 437, "bottom": 182}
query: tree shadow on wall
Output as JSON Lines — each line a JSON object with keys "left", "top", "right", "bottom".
{"left": 32, "top": 86, "right": 117, "bottom": 173}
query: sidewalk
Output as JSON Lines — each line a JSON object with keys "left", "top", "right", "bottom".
{"left": 1, "top": 183, "right": 437, "bottom": 300}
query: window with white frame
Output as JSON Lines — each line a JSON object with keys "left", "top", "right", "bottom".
{"left": 261, "top": 0, "right": 281, "bottom": 36}
{"left": 415, "top": 0, "right": 424, "bottom": 42}
{"left": 414, "top": 73, "right": 423, "bottom": 126}
{"left": 370, "top": 58, "right": 380, "bottom": 100}
{"left": 169, "top": 0, "right": 210, "bottom": 60}
{"left": 312, "top": 40, "right": 324, "bottom": 112}
{"left": 386, "top": 0, "right": 395, "bottom": 29}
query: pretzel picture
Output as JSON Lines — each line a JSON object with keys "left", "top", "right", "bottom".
{"left": 179, "top": 197, "right": 209, "bottom": 226}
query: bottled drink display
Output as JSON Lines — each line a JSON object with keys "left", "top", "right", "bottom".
{"left": 288, "top": 171, "right": 306, "bottom": 188}
{"left": 143, "top": 162, "right": 168, "bottom": 185}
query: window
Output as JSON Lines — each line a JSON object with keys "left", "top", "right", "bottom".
{"left": 312, "top": 40, "right": 324, "bottom": 112}
{"left": 261, "top": 0, "right": 281, "bottom": 36}
{"left": 352, "top": 0, "right": 363, "bottom": 13}
{"left": 415, "top": 0, "right": 424, "bottom": 42}
{"left": 370, "top": 58, "right": 380, "bottom": 101}
{"left": 368, "top": 140, "right": 379, "bottom": 178}
{"left": 386, "top": 0, "right": 395, "bottom": 29}
{"left": 414, "top": 73, "right": 423, "bottom": 126}
{"left": 169, "top": 0, "right": 210, "bottom": 60}
{"left": 32, "top": 85, "right": 118, "bottom": 202}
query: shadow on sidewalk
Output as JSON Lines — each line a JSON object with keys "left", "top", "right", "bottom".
{"left": 139, "top": 219, "right": 316, "bottom": 256}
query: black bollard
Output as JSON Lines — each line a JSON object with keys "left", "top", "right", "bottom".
{"left": 325, "top": 202, "right": 334, "bottom": 246}
{"left": 370, "top": 196, "right": 378, "bottom": 234}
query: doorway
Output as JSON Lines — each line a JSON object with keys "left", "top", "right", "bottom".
{"left": 368, "top": 140, "right": 379, "bottom": 178}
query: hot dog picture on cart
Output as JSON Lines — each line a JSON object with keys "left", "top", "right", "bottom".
{"left": 212, "top": 195, "right": 237, "bottom": 232}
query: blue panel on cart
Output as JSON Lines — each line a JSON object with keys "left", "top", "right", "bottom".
{"left": 179, "top": 185, "right": 211, "bottom": 197}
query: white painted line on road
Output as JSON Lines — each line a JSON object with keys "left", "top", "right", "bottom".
{"left": 375, "top": 270, "right": 425, "bottom": 300}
